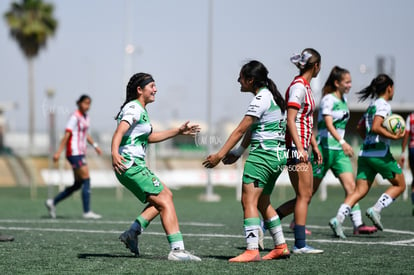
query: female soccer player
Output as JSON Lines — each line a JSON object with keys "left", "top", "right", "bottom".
{"left": 45, "top": 95, "right": 102, "bottom": 219}
{"left": 330, "top": 74, "right": 406, "bottom": 234}
{"left": 275, "top": 66, "right": 377, "bottom": 238}
{"left": 400, "top": 112, "right": 414, "bottom": 215}
{"left": 203, "top": 60, "right": 289, "bottom": 262}
{"left": 111, "top": 72, "right": 201, "bottom": 261}
{"left": 276, "top": 48, "right": 324, "bottom": 254}
{"left": 314, "top": 66, "right": 377, "bottom": 238}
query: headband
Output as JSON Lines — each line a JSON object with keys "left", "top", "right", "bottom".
{"left": 138, "top": 77, "right": 155, "bottom": 88}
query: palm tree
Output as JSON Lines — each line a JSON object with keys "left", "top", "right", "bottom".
{"left": 4, "top": 0, "right": 57, "bottom": 153}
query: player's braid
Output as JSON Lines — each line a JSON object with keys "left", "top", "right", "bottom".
{"left": 115, "top": 73, "right": 150, "bottom": 119}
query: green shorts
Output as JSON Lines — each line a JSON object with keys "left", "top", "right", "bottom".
{"left": 115, "top": 164, "right": 163, "bottom": 203}
{"left": 242, "top": 148, "right": 286, "bottom": 195}
{"left": 356, "top": 150, "right": 402, "bottom": 182}
{"left": 313, "top": 146, "right": 353, "bottom": 179}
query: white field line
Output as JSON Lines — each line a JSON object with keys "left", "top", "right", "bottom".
{"left": 0, "top": 220, "right": 413, "bottom": 247}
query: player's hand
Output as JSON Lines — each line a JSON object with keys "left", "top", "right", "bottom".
{"left": 112, "top": 153, "right": 127, "bottom": 174}
{"left": 95, "top": 146, "right": 102, "bottom": 155}
{"left": 394, "top": 130, "right": 405, "bottom": 140}
{"left": 342, "top": 142, "right": 354, "bottom": 157}
{"left": 52, "top": 152, "right": 60, "bottom": 163}
{"left": 178, "top": 121, "right": 201, "bottom": 137}
{"left": 222, "top": 152, "right": 240, "bottom": 165}
{"left": 203, "top": 154, "right": 221, "bottom": 168}
{"left": 398, "top": 155, "right": 405, "bottom": 168}
{"left": 312, "top": 148, "right": 322, "bottom": 165}
{"left": 297, "top": 148, "right": 309, "bottom": 163}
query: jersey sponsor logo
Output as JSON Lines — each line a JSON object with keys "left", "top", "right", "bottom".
{"left": 152, "top": 177, "right": 160, "bottom": 187}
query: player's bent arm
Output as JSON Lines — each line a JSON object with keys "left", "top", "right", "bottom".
{"left": 216, "top": 115, "right": 255, "bottom": 159}
{"left": 286, "top": 107, "right": 303, "bottom": 151}
{"left": 371, "top": 115, "right": 404, "bottom": 140}
{"left": 111, "top": 121, "right": 130, "bottom": 173}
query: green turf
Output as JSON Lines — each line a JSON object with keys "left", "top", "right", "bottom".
{"left": 0, "top": 185, "right": 413, "bottom": 274}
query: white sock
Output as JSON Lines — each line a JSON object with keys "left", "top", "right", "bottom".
{"left": 350, "top": 203, "right": 363, "bottom": 228}
{"left": 336, "top": 203, "right": 351, "bottom": 223}
{"left": 265, "top": 215, "right": 285, "bottom": 246}
{"left": 245, "top": 225, "right": 259, "bottom": 250}
{"left": 373, "top": 193, "right": 394, "bottom": 212}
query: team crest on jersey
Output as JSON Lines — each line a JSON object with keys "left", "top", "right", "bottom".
{"left": 152, "top": 177, "right": 160, "bottom": 187}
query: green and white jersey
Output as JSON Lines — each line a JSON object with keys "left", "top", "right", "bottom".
{"left": 245, "top": 88, "right": 286, "bottom": 151}
{"left": 317, "top": 93, "right": 350, "bottom": 150}
{"left": 359, "top": 97, "right": 391, "bottom": 157}
{"left": 117, "top": 100, "right": 152, "bottom": 168}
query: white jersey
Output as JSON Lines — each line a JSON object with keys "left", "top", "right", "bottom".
{"left": 245, "top": 88, "right": 286, "bottom": 151}
{"left": 65, "top": 110, "right": 90, "bottom": 157}
{"left": 359, "top": 97, "right": 391, "bottom": 157}
{"left": 117, "top": 100, "right": 152, "bottom": 168}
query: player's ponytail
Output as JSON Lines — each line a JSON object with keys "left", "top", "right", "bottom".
{"left": 357, "top": 74, "right": 393, "bottom": 102}
{"left": 240, "top": 60, "right": 285, "bottom": 113}
{"left": 266, "top": 77, "right": 286, "bottom": 114}
{"left": 115, "top": 73, "right": 154, "bottom": 119}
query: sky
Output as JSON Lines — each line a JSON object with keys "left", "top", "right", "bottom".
{"left": 1, "top": 0, "right": 414, "bottom": 134}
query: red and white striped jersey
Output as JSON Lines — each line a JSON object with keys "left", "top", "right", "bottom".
{"left": 65, "top": 110, "right": 90, "bottom": 156}
{"left": 285, "top": 76, "right": 315, "bottom": 149}
{"left": 406, "top": 112, "right": 414, "bottom": 148}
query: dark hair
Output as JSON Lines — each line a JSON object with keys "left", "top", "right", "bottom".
{"left": 240, "top": 60, "right": 286, "bottom": 113}
{"left": 115, "top": 72, "right": 154, "bottom": 119}
{"left": 357, "top": 74, "right": 393, "bottom": 102}
{"left": 291, "top": 48, "right": 321, "bottom": 74}
{"left": 76, "top": 94, "right": 91, "bottom": 105}
{"left": 322, "top": 66, "right": 350, "bottom": 96}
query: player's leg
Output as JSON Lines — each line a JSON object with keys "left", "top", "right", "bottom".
{"left": 259, "top": 193, "right": 289, "bottom": 260}
{"left": 147, "top": 184, "right": 200, "bottom": 261}
{"left": 408, "top": 148, "right": 414, "bottom": 215}
{"left": 366, "top": 154, "right": 406, "bottom": 230}
{"left": 291, "top": 163, "right": 323, "bottom": 254}
{"left": 228, "top": 181, "right": 262, "bottom": 262}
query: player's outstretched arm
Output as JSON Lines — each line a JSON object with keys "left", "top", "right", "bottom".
{"left": 203, "top": 115, "right": 255, "bottom": 168}
{"left": 148, "top": 121, "right": 200, "bottom": 143}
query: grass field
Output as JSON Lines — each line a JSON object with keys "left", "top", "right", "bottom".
{"left": 0, "top": 185, "right": 413, "bottom": 274}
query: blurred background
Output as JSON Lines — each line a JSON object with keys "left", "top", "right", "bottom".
{"left": 0, "top": 0, "right": 412, "bottom": 198}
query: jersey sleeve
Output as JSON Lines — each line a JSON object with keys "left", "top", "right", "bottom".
{"left": 245, "top": 93, "right": 270, "bottom": 118}
{"left": 287, "top": 83, "right": 305, "bottom": 109}
{"left": 320, "top": 95, "right": 334, "bottom": 116}
{"left": 65, "top": 114, "right": 77, "bottom": 133}
{"left": 375, "top": 100, "right": 391, "bottom": 118}
{"left": 121, "top": 103, "right": 142, "bottom": 125}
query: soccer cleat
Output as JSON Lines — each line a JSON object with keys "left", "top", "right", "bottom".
{"left": 258, "top": 222, "right": 265, "bottom": 251}
{"left": 366, "top": 208, "right": 383, "bottom": 231}
{"left": 262, "top": 243, "right": 290, "bottom": 260}
{"left": 168, "top": 249, "right": 201, "bottom": 261}
{"left": 0, "top": 233, "right": 14, "bottom": 242}
{"left": 289, "top": 220, "right": 312, "bottom": 235}
{"left": 353, "top": 224, "right": 377, "bottom": 235}
{"left": 82, "top": 211, "right": 102, "bottom": 219}
{"left": 119, "top": 230, "right": 139, "bottom": 256}
{"left": 292, "top": 245, "right": 324, "bottom": 254}
{"left": 229, "top": 249, "right": 261, "bottom": 262}
{"left": 329, "top": 217, "right": 346, "bottom": 239}
{"left": 45, "top": 199, "right": 56, "bottom": 219}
